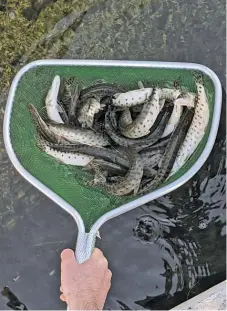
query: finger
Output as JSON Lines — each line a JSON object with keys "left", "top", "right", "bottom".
{"left": 91, "top": 248, "right": 104, "bottom": 259}
{"left": 60, "top": 286, "right": 63, "bottom": 292}
{"left": 106, "top": 269, "right": 112, "bottom": 281}
{"left": 60, "top": 294, "right": 66, "bottom": 301}
{"left": 91, "top": 248, "right": 108, "bottom": 266}
{"left": 61, "top": 249, "right": 76, "bottom": 261}
{"left": 91, "top": 248, "right": 108, "bottom": 264}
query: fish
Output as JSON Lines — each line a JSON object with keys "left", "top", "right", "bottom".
{"left": 78, "top": 97, "right": 101, "bottom": 128}
{"left": 37, "top": 136, "right": 94, "bottom": 166}
{"left": 113, "top": 88, "right": 153, "bottom": 107}
{"left": 99, "top": 149, "right": 143, "bottom": 196}
{"left": 171, "top": 82, "right": 209, "bottom": 173}
{"left": 140, "top": 149, "right": 164, "bottom": 168}
{"left": 45, "top": 122, "right": 109, "bottom": 146}
{"left": 29, "top": 104, "right": 109, "bottom": 146}
{"left": 86, "top": 159, "right": 127, "bottom": 176}
{"left": 112, "top": 87, "right": 180, "bottom": 108}
{"left": 105, "top": 104, "right": 172, "bottom": 150}
{"left": 87, "top": 158, "right": 157, "bottom": 178}
{"left": 45, "top": 143, "right": 130, "bottom": 169}
{"left": 48, "top": 142, "right": 156, "bottom": 177}
{"left": 138, "top": 107, "right": 194, "bottom": 194}
{"left": 121, "top": 88, "right": 161, "bottom": 138}
{"left": 45, "top": 75, "right": 64, "bottom": 124}
{"left": 162, "top": 92, "right": 196, "bottom": 138}
{"left": 80, "top": 83, "right": 124, "bottom": 101}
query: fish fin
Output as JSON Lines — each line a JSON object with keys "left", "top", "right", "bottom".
{"left": 138, "top": 81, "right": 145, "bottom": 89}
{"left": 112, "top": 93, "right": 121, "bottom": 99}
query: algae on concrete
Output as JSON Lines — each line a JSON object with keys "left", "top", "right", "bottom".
{"left": 0, "top": 0, "right": 101, "bottom": 90}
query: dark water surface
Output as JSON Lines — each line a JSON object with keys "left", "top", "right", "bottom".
{"left": 0, "top": 0, "right": 226, "bottom": 309}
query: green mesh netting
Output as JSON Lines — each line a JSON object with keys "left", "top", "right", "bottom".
{"left": 10, "top": 65, "right": 215, "bottom": 230}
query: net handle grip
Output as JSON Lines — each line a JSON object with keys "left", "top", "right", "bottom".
{"left": 75, "top": 232, "right": 97, "bottom": 263}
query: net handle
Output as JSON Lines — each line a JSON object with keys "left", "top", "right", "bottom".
{"left": 75, "top": 231, "right": 97, "bottom": 263}
{"left": 66, "top": 232, "right": 97, "bottom": 310}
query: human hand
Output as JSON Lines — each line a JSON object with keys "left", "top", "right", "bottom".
{"left": 60, "top": 248, "right": 112, "bottom": 310}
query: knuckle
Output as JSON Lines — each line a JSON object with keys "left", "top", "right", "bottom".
{"left": 107, "top": 269, "right": 112, "bottom": 279}
{"left": 101, "top": 256, "right": 108, "bottom": 266}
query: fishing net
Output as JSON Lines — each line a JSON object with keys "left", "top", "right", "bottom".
{"left": 10, "top": 65, "right": 215, "bottom": 230}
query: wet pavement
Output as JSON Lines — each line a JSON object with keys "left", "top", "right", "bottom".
{"left": 0, "top": 0, "right": 226, "bottom": 309}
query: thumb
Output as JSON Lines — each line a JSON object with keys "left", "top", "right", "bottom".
{"left": 61, "top": 249, "right": 76, "bottom": 261}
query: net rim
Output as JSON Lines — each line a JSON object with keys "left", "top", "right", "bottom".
{"left": 3, "top": 59, "right": 222, "bottom": 238}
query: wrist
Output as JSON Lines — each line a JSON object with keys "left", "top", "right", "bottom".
{"left": 68, "top": 298, "right": 100, "bottom": 310}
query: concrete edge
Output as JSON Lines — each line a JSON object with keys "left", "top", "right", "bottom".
{"left": 171, "top": 281, "right": 226, "bottom": 310}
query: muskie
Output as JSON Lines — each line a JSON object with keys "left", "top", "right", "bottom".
{"left": 47, "top": 142, "right": 156, "bottom": 177}
{"left": 37, "top": 136, "right": 94, "bottom": 166}
{"left": 80, "top": 83, "right": 124, "bottom": 101}
{"left": 121, "top": 88, "right": 161, "bottom": 138}
{"left": 100, "top": 149, "right": 143, "bottom": 196}
{"left": 29, "top": 103, "right": 109, "bottom": 147}
{"left": 112, "top": 87, "right": 180, "bottom": 108}
{"left": 105, "top": 104, "right": 173, "bottom": 150}
{"left": 45, "top": 75, "right": 64, "bottom": 124}
{"left": 138, "top": 107, "right": 194, "bottom": 194}
{"left": 140, "top": 148, "right": 164, "bottom": 167}
{"left": 45, "top": 143, "right": 130, "bottom": 168}
{"left": 171, "top": 82, "right": 209, "bottom": 173}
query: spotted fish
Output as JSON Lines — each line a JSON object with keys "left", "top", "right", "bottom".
{"left": 105, "top": 105, "right": 172, "bottom": 150}
{"left": 138, "top": 107, "right": 194, "bottom": 194}
{"left": 100, "top": 149, "right": 143, "bottom": 196}
{"left": 80, "top": 83, "right": 124, "bottom": 101}
{"left": 37, "top": 136, "right": 94, "bottom": 166}
{"left": 112, "top": 87, "right": 180, "bottom": 108}
{"left": 113, "top": 88, "right": 153, "bottom": 107}
{"left": 171, "top": 82, "right": 209, "bottom": 173}
{"left": 46, "top": 142, "right": 130, "bottom": 168}
{"left": 121, "top": 88, "right": 161, "bottom": 138}
{"left": 29, "top": 104, "right": 109, "bottom": 146}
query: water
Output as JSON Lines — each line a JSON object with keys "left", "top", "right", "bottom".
{"left": 0, "top": 0, "right": 226, "bottom": 309}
